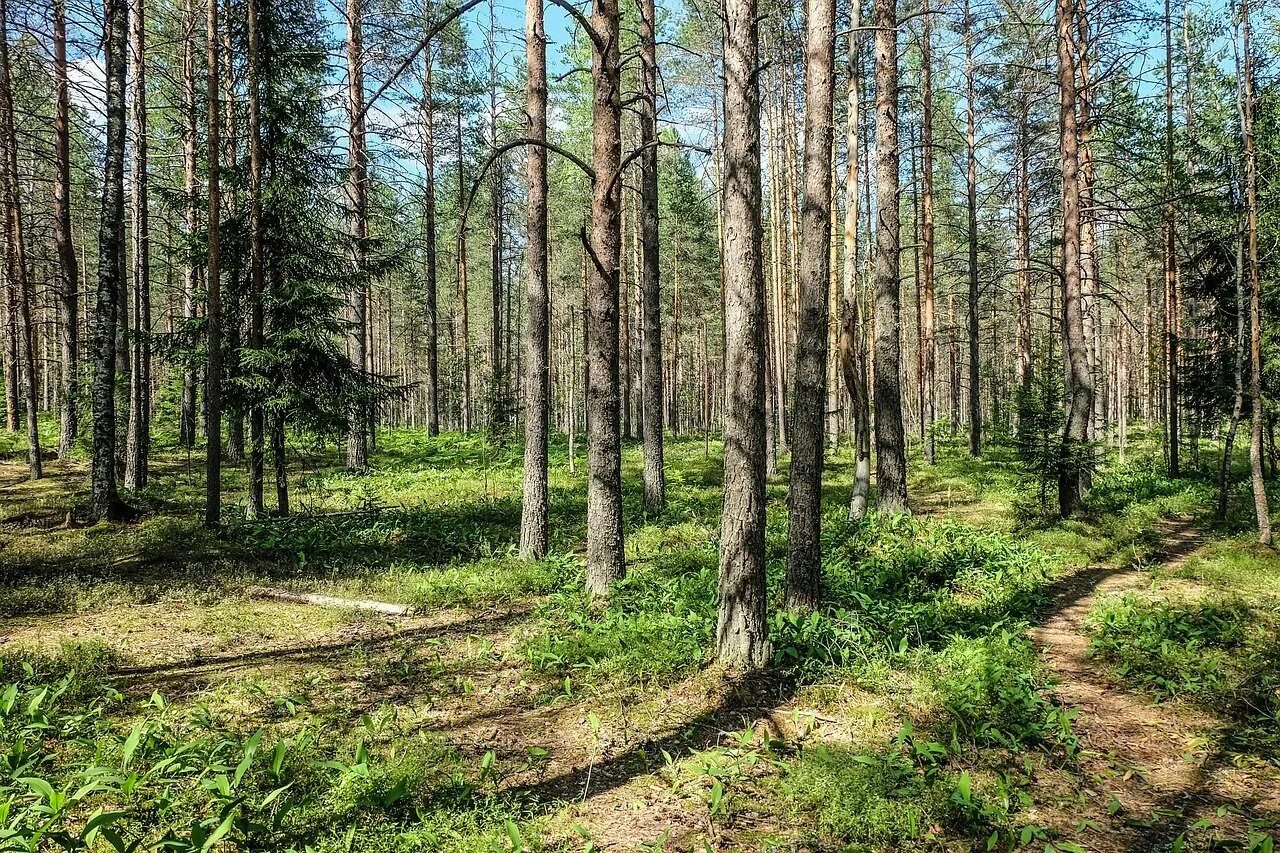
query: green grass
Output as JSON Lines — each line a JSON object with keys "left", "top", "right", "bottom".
{"left": 4, "top": 419, "right": 1279, "bottom": 850}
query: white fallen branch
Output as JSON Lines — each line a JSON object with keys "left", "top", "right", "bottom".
{"left": 245, "top": 586, "right": 412, "bottom": 616}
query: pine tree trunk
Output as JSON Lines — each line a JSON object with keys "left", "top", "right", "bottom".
{"left": 639, "top": 0, "right": 665, "bottom": 512}
{"left": 0, "top": 0, "right": 38, "bottom": 479}
{"left": 716, "top": 0, "right": 769, "bottom": 670}
{"left": 872, "top": 0, "right": 906, "bottom": 512}
{"left": 1056, "top": 0, "right": 1092, "bottom": 517}
{"left": 583, "top": 0, "right": 626, "bottom": 594}
{"left": 920, "top": 0, "right": 936, "bottom": 463}
{"left": 204, "top": 0, "right": 224, "bottom": 525}
{"left": 840, "top": 0, "right": 869, "bottom": 518}
{"left": 246, "top": 0, "right": 265, "bottom": 517}
{"left": 519, "top": 0, "right": 550, "bottom": 560}
{"left": 180, "top": 0, "right": 199, "bottom": 449}
{"left": 93, "top": 0, "right": 127, "bottom": 517}
{"left": 125, "top": 0, "right": 150, "bottom": 490}
{"left": 421, "top": 36, "right": 440, "bottom": 436}
{"left": 53, "top": 0, "right": 79, "bottom": 460}
{"left": 785, "top": 0, "right": 836, "bottom": 611}
{"left": 1162, "top": 0, "right": 1179, "bottom": 477}
{"left": 345, "top": 0, "right": 369, "bottom": 470}
{"left": 963, "top": 0, "right": 980, "bottom": 458}
{"left": 1241, "top": 2, "right": 1271, "bottom": 543}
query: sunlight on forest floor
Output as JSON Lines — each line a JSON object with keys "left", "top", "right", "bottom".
{"left": 2, "top": 427, "right": 1278, "bottom": 851}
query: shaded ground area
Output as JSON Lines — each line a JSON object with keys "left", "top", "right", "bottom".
{"left": 3, "top": 435, "right": 1279, "bottom": 851}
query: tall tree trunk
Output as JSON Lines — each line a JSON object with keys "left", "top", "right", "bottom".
{"left": 1163, "top": 0, "right": 1179, "bottom": 477}
{"left": 1219, "top": 227, "right": 1246, "bottom": 521}
{"left": 457, "top": 104, "right": 472, "bottom": 432}
{"left": 963, "top": 0, "right": 980, "bottom": 456}
{"left": 93, "top": 0, "right": 127, "bottom": 516}
{"left": 872, "top": 0, "right": 906, "bottom": 512}
{"left": 204, "top": 0, "right": 223, "bottom": 525}
{"left": 421, "top": 22, "right": 439, "bottom": 436}
{"left": 785, "top": 0, "right": 836, "bottom": 611}
{"left": 1014, "top": 95, "right": 1031, "bottom": 418}
{"left": 918, "top": 0, "right": 936, "bottom": 465}
{"left": 634, "top": 0, "right": 665, "bottom": 504}
{"left": 1241, "top": 1, "right": 1271, "bottom": 543}
{"left": 519, "top": 0, "right": 549, "bottom": 559}
{"left": 246, "top": 0, "right": 265, "bottom": 517}
{"left": 54, "top": 0, "right": 79, "bottom": 460}
{"left": 0, "top": 0, "right": 38, "bottom": 479}
{"left": 180, "top": 0, "right": 199, "bottom": 448}
{"left": 639, "top": 0, "right": 665, "bottom": 512}
{"left": 717, "top": 0, "right": 769, "bottom": 670}
{"left": 840, "top": 0, "right": 870, "bottom": 518}
{"left": 583, "top": 0, "right": 626, "bottom": 594}
{"left": 345, "top": 0, "right": 369, "bottom": 470}
{"left": 1055, "top": 0, "right": 1091, "bottom": 517}
{"left": 125, "top": 0, "right": 150, "bottom": 490}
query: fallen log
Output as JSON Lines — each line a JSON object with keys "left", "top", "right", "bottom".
{"left": 245, "top": 586, "right": 412, "bottom": 616}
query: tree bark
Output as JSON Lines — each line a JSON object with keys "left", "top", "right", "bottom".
{"left": 520, "top": 0, "right": 550, "bottom": 560}
{"left": 840, "top": 0, "right": 869, "bottom": 517}
{"left": 785, "top": 0, "right": 836, "bottom": 611}
{"left": 716, "top": 0, "right": 769, "bottom": 670}
{"left": 638, "top": 0, "right": 665, "bottom": 512}
{"left": 1241, "top": 1, "right": 1271, "bottom": 543}
{"left": 180, "top": 0, "right": 199, "bottom": 449}
{"left": 53, "top": 0, "right": 79, "bottom": 460}
{"left": 920, "top": 0, "right": 936, "bottom": 464}
{"left": 125, "top": 0, "right": 150, "bottom": 490}
{"left": 0, "top": 0, "right": 38, "bottom": 479}
{"left": 1163, "top": 0, "right": 1179, "bottom": 477}
{"left": 246, "top": 0, "right": 265, "bottom": 517}
{"left": 421, "top": 20, "right": 439, "bottom": 436}
{"left": 1055, "top": 0, "right": 1092, "bottom": 517}
{"left": 583, "top": 0, "right": 626, "bottom": 594}
{"left": 963, "top": 0, "right": 980, "bottom": 457}
{"left": 93, "top": 0, "right": 127, "bottom": 516}
{"left": 872, "top": 0, "right": 906, "bottom": 512}
{"left": 205, "top": 0, "right": 224, "bottom": 525}
{"left": 345, "top": 0, "right": 369, "bottom": 470}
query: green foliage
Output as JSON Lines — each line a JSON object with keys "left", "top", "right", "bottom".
{"left": 525, "top": 548, "right": 717, "bottom": 684}
{"left": 0, "top": 666, "right": 534, "bottom": 852}
{"left": 916, "top": 633, "right": 1078, "bottom": 757}
{"left": 785, "top": 747, "right": 993, "bottom": 846}
{"left": 1088, "top": 595, "right": 1280, "bottom": 756}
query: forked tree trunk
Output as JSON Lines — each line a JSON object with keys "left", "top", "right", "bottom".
{"left": 785, "top": 0, "right": 836, "bottom": 611}
{"left": 519, "top": 0, "right": 550, "bottom": 560}
{"left": 872, "top": 0, "right": 906, "bottom": 512}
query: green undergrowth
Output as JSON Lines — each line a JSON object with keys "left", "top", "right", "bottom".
{"left": 0, "top": 662, "right": 541, "bottom": 853}
{"left": 1088, "top": 594, "right": 1280, "bottom": 758}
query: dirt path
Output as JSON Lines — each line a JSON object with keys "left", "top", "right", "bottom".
{"left": 1029, "top": 520, "right": 1275, "bottom": 850}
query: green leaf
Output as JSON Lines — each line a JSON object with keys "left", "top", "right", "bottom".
{"left": 121, "top": 721, "right": 146, "bottom": 769}
{"left": 201, "top": 809, "right": 237, "bottom": 852}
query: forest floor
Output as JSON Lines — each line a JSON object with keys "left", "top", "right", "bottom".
{"left": 1, "top": 425, "right": 1278, "bottom": 851}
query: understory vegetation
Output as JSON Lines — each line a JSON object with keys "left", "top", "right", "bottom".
{"left": 2, "top": 428, "right": 1278, "bottom": 850}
